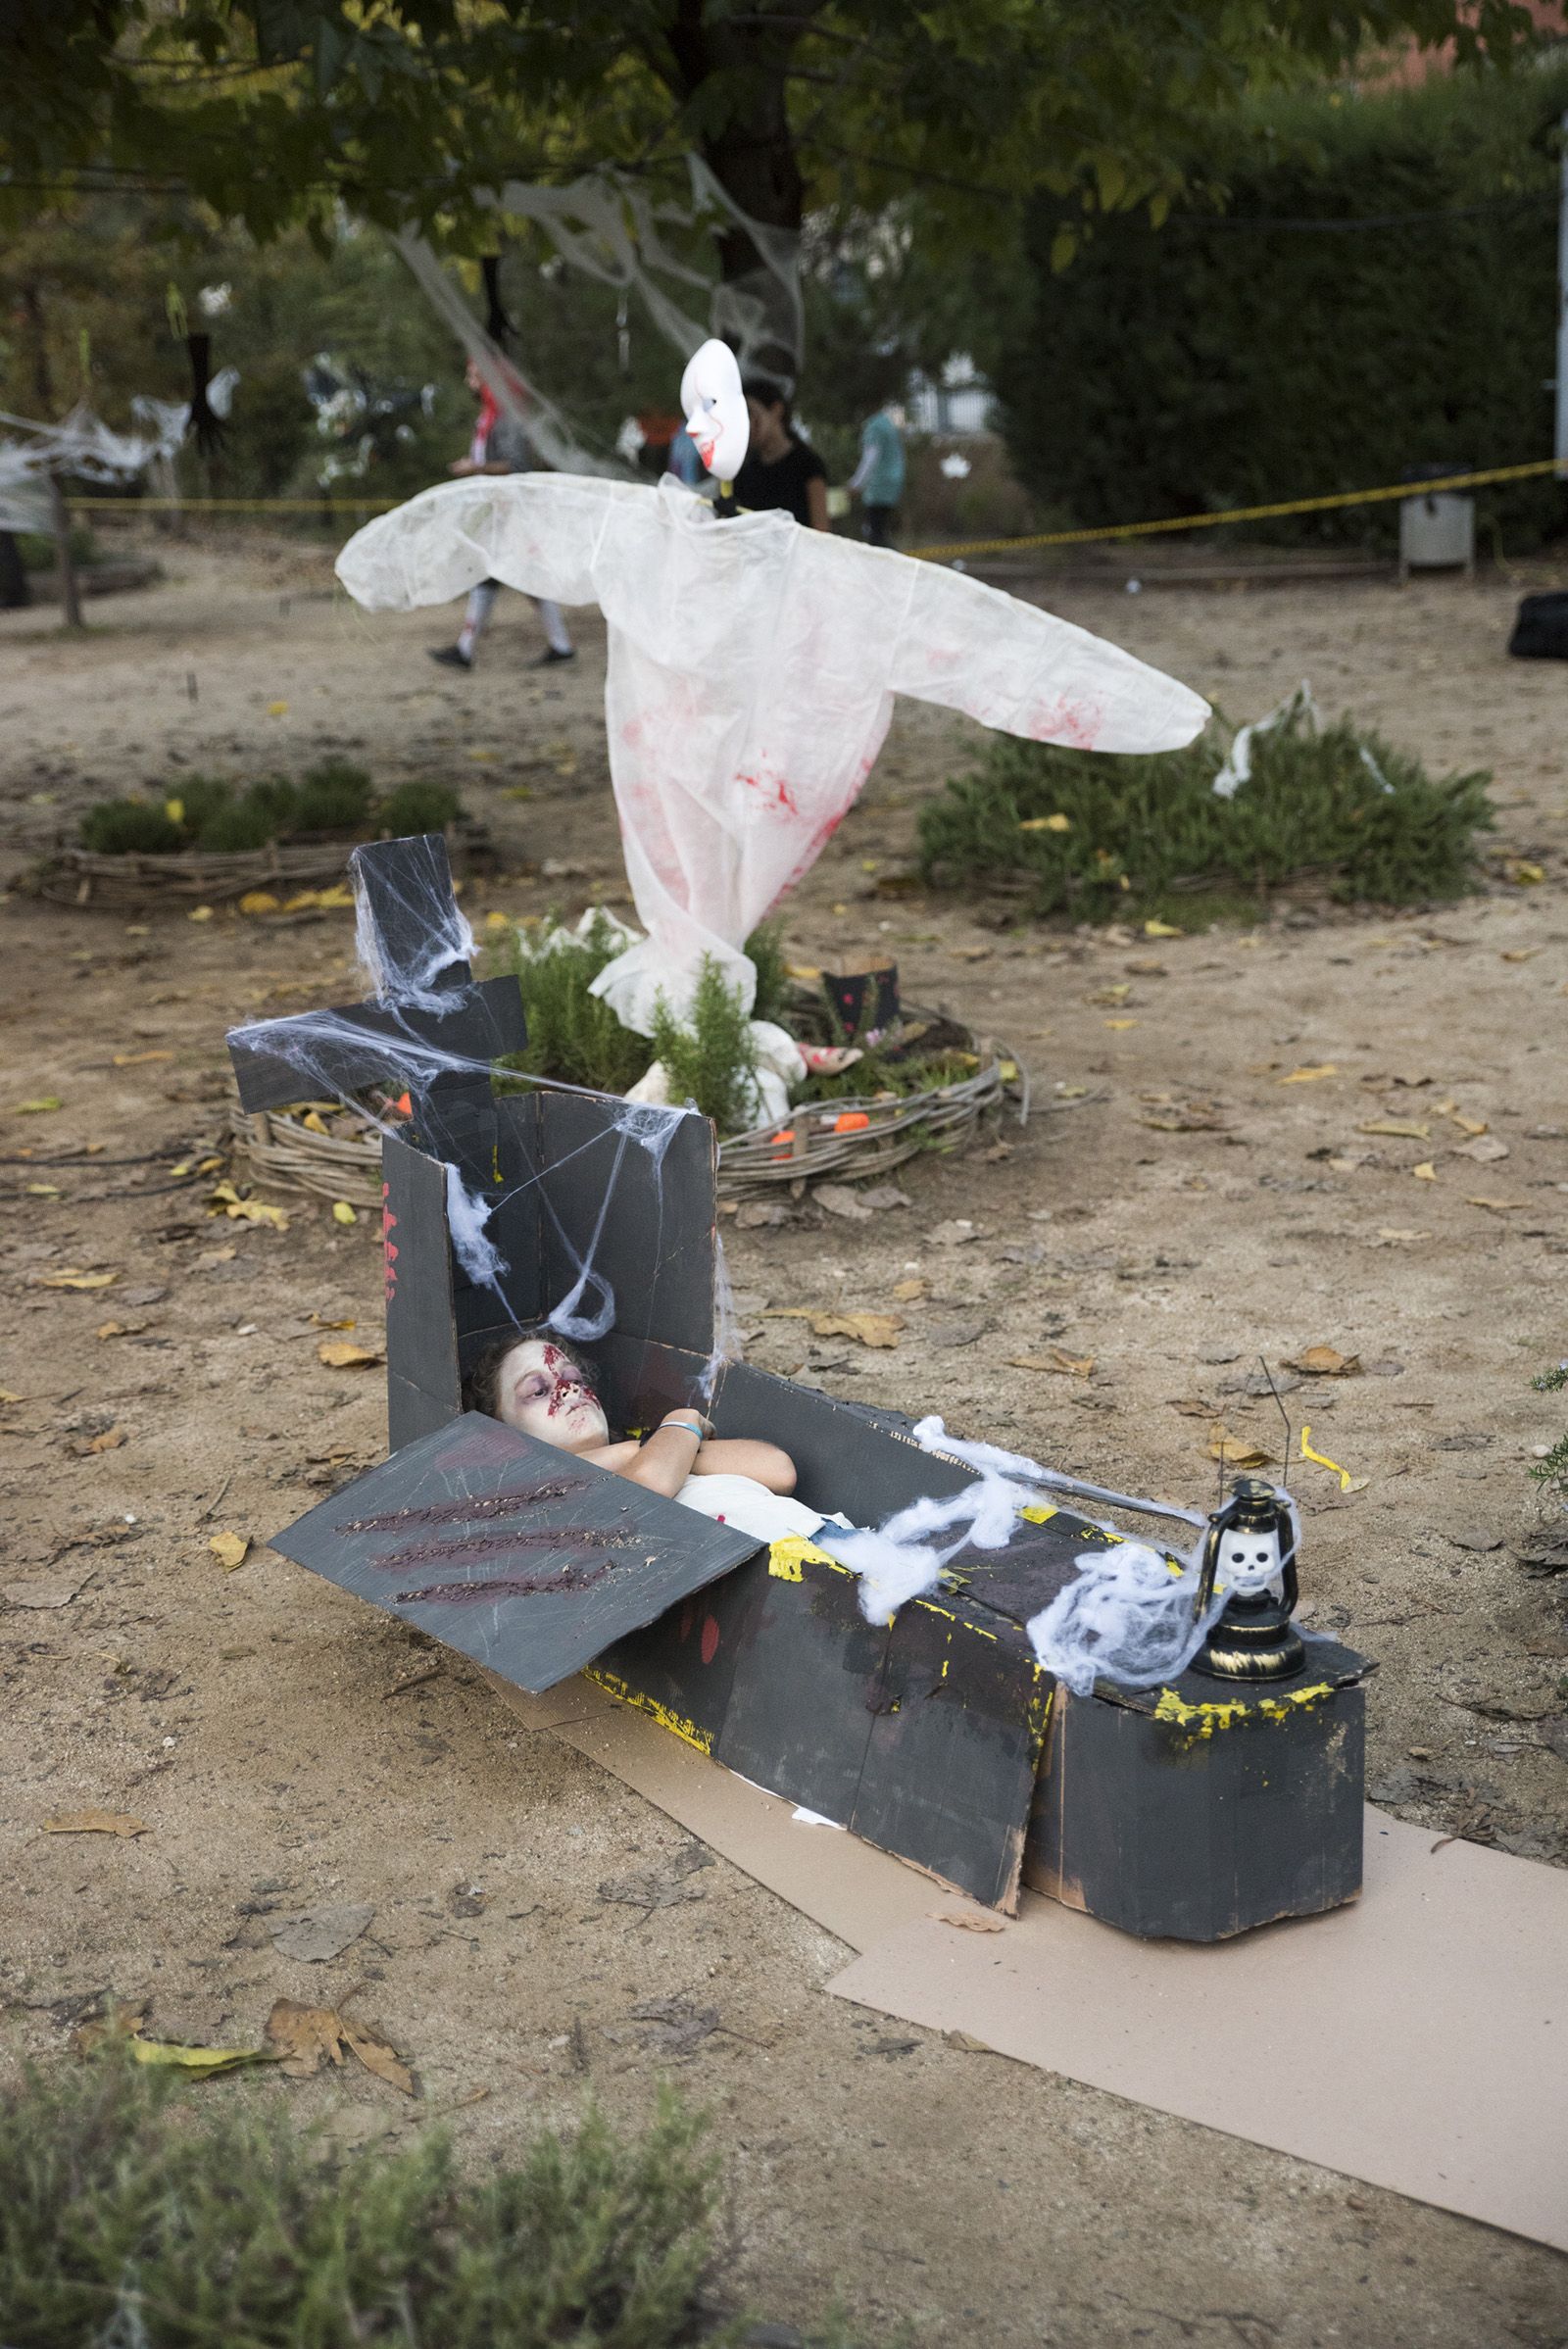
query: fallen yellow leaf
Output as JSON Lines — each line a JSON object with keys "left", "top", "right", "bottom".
{"left": 1278, "top": 1065, "right": 1338, "bottom": 1085}
{"left": 1466, "top": 1195, "right": 1523, "bottom": 1214}
{"left": 188, "top": 905, "right": 215, "bottom": 922}
{"left": 341, "top": 2019, "right": 416, "bottom": 2095}
{"left": 208, "top": 1532, "right": 250, "bottom": 1571}
{"left": 95, "top": 1321, "right": 126, "bottom": 1340}
{"left": 112, "top": 1050, "right": 172, "bottom": 1066}
{"left": 1411, "top": 1162, "right": 1437, "bottom": 1181}
{"left": 208, "top": 1180, "right": 289, "bottom": 1231}
{"left": 35, "top": 1268, "right": 118, "bottom": 1291}
{"left": 1359, "top": 1118, "right": 1430, "bottom": 1141}
{"left": 164, "top": 797, "right": 184, "bottom": 824}
{"left": 266, "top": 699, "right": 290, "bottom": 716}
{"left": 318, "top": 1339, "right": 384, "bottom": 1368}
{"left": 1500, "top": 947, "right": 1542, "bottom": 962}
{"left": 331, "top": 1200, "right": 358, "bottom": 1226}
{"left": 1510, "top": 862, "right": 1545, "bottom": 884}
{"left": 1104, "top": 1017, "right": 1137, "bottom": 1031}
{"left": 13, "top": 1097, "right": 62, "bottom": 1113}
{"left": 892, "top": 1277, "right": 926, "bottom": 1301}
{"left": 1450, "top": 1112, "right": 1488, "bottom": 1137}
{"left": 1144, "top": 918, "right": 1183, "bottom": 938}
{"left": 1019, "top": 812, "right": 1071, "bottom": 832}
{"left": 301, "top": 1110, "right": 329, "bottom": 1135}
{"left": 88, "top": 1427, "right": 126, "bottom": 1451}
{"left": 25, "top": 1183, "right": 60, "bottom": 1197}
{"left": 45, "top": 1810, "right": 148, "bottom": 1838}
{"left": 238, "top": 891, "right": 281, "bottom": 916}
{"left": 0, "top": 1388, "right": 24, "bottom": 1402}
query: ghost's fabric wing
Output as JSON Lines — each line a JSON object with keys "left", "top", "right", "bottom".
{"left": 886, "top": 559, "right": 1209, "bottom": 755}
{"left": 335, "top": 472, "right": 638, "bottom": 612}
{"left": 270, "top": 1411, "right": 761, "bottom": 1694}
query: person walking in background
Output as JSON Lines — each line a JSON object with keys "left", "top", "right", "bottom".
{"left": 848, "top": 400, "right": 906, "bottom": 547}
{"left": 430, "top": 358, "right": 575, "bottom": 670}
{"left": 733, "top": 377, "right": 829, "bottom": 529}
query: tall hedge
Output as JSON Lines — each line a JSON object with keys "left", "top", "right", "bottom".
{"left": 999, "top": 66, "right": 1568, "bottom": 548}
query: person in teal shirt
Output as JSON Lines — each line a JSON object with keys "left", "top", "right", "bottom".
{"left": 849, "top": 403, "right": 906, "bottom": 546}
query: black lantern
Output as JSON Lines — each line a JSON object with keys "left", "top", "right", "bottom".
{"left": 1190, "top": 1475, "right": 1305, "bottom": 1683}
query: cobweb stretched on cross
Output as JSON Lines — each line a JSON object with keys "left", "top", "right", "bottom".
{"left": 226, "top": 833, "right": 704, "bottom": 1366}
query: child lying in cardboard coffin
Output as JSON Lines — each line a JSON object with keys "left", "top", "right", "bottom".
{"left": 466, "top": 1329, "right": 845, "bottom": 1546}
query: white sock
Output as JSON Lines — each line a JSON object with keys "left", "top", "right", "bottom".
{"left": 458, "top": 581, "right": 499, "bottom": 658}
{"left": 535, "top": 597, "right": 572, "bottom": 657}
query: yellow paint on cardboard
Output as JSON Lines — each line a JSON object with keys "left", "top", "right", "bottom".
{"left": 585, "top": 1668, "right": 714, "bottom": 1755}
{"left": 767, "top": 1536, "right": 834, "bottom": 1583}
{"left": 1019, "top": 1503, "right": 1057, "bottom": 1525}
{"left": 1154, "top": 1680, "right": 1337, "bottom": 1737}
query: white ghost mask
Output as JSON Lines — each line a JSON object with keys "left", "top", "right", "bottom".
{"left": 679, "top": 337, "right": 749, "bottom": 481}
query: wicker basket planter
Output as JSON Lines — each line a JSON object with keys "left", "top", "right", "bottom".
{"left": 30, "top": 819, "right": 494, "bottom": 913}
{"left": 227, "top": 1007, "right": 1024, "bottom": 1211}
{"left": 228, "top": 1102, "right": 387, "bottom": 1211}
{"left": 717, "top": 1017, "right": 1024, "bottom": 1196}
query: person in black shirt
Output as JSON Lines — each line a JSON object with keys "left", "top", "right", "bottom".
{"left": 733, "top": 376, "right": 829, "bottom": 529}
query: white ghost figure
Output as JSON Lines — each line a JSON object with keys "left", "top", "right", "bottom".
{"left": 679, "top": 337, "right": 750, "bottom": 481}
{"left": 337, "top": 457, "right": 1209, "bottom": 1039}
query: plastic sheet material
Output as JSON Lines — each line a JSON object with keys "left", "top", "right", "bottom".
{"left": 1211, "top": 678, "right": 1318, "bottom": 798}
{"left": 337, "top": 474, "right": 1210, "bottom": 1030}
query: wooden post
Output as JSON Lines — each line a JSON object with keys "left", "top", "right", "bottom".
{"left": 50, "top": 478, "right": 82, "bottom": 629}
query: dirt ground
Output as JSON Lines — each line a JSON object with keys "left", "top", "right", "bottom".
{"left": 3, "top": 534, "right": 1567, "bottom": 2347}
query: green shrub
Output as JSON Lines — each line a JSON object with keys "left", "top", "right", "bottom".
{"left": 651, "top": 955, "right": 760, "bottom": 1133}
{"left": 78, "top": 799, "right": 182, "bottom": 856}
{"left": 745, "top": 918, "right": 793, "bottom": 1027}
{"left": 917, "top": 710, "right": 1493, "bottom": 918}
{"left": 1532, "top": 1363, "right": 1568, "bottom": 1496}
{"left": 377, "top": 779, "right": 462, "bottom": 836}
{"left": 1001, "top": 63, "right": 1568, "bottom": 550}
{"left": 173, "top": 774, "right": 238, "bottom": 839}
{"left": 0, "top": 2055, "right": 736, "bottom": 2349}
{"left": 294, "top": 758, "right": 375, "bottom": 834}
{"left": 194, "top": 787, "right": 281, "bottom": 853}
{"left": 491, "top": 911, "right": 651, "bottom": 1097}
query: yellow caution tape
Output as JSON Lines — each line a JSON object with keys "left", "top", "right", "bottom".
{"left": 57, "top": 454, "right": 1563, "bottom": 557}
{"left": 908, "top": 457, "right": 1563, "bottom": 563}
{"left": 1299, "top": 1425, "right": 1352, "bottom": 1493}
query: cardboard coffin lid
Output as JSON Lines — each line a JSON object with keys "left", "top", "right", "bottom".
{"left": 269, "top": 1409, "right": 761, "bottom": 1694}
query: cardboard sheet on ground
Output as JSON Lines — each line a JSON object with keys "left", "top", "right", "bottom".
{"left": 490, "top": 1677, "right": 1567, "bottom": 2250}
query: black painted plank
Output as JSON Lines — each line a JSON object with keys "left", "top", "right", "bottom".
{"left": 269, "top": 1411, "right": 760, "bottom": 1694}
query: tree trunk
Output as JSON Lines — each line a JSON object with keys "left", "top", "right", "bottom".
{"left": 50, "top": 476, "right": 82, "bottom": 628}
{"left": 21, "top": 281, "right": 83, "bottom": 626}
{"left": 658, "top": 2, "right": 821, "bottom": 375}
{"left": 0, "top": 532, "right": 28, "bottom": 611}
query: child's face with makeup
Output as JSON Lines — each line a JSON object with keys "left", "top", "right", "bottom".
{"left": 494, "top": 1339, "right": 610, "bottom": 1450}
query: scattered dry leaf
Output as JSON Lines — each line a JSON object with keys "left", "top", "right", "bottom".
{"left": 88, "top": 1426, "right": 126, "bottom": 1452}
{"left": 1278, "top": 1065, "right": 1338, "bottom": 1085}
{"left": 341, "top": 2020, "right": 416, "bottom": 2096}
{"left": 1284, "top": 1346, "right": 1362, "bottom": 1378}
{"left": 208, "top": 1180, "right": 289, "bottom": 1231}
{"left": 239, "top": 891, "right": 281, "bottom": 915}
{"left": 1207, "top": 1425, "right": 1275, "bottom": 1469}
{"left": 318, "top": 1339, "right": 385, "bottom": 1369}
{"left": 330, "top": 1200, "right": 359, "bottom": 1225}
{"left": 267, "top": 1998, "right": 349, "bottom": 2078}
{"left": 208, "top": 1532, "right": 250, "bottom": 1571}
{"left": 1104, "top": 1017, "right": 1137, "bottom": 1031}
{"left": 1449, "top": 1111, "right": 1489, "bottom": 1137}
{"left": 892, "top": 1277, "right": 926, "bottom": 1302}
{"left": 1007, "top": 1347, "right": 1095, "bottom": 1378}
{"left": 951, "top": 943, "right": 992, "bottom": 961}
{"left": 112, "top": 1050, "right": 172, "bottom": 1066}
{"left": 1019, "top": 812, "right": 1072, "bottom": 833}
{"left": 95, "top": 1321, "right": 127, "bottom": 1341}
{"left": 1466, "top": 1196, "right": 1523, "bottom": 1214}
{"left": 810, "top": 1312, "right": 904, "bottom": 1349}
{"left": 1359, "top": 1118, "right": 1430, "bottom": 1141}
{"left": 1411, "top": 1162, "right": 1437, "bottom": 1182}
{"left": 1144, "top": 918, "right": 1183, "bottom": 938}
{"left": 45, "top": 1810, "right": 148, "bottom": 1838}
{"left": 34, "top": 1268, "right": 118, "bottom": 1291}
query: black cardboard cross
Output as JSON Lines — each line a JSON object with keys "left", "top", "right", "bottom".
{"left": 224, "top": 832, "right": 720, "bottom": 1447}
